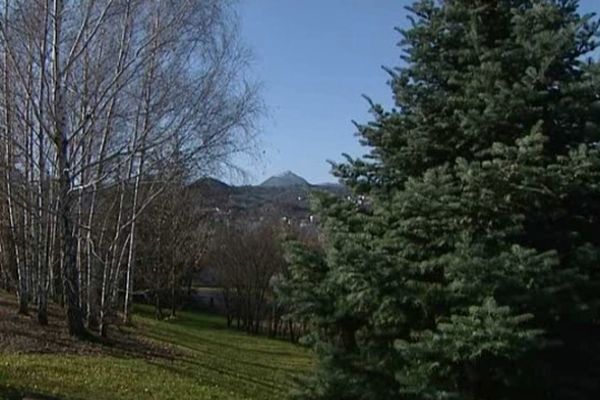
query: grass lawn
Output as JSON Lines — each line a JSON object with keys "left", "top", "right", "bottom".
{"left": 0, "top": 302, "right": 312, "bottom": 400}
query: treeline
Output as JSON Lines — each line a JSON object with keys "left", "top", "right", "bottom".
{"left": 0, "top": 0, "right": 258, "bottom": 337}
{"left": 205, "top": 220, "right": 320, "bottom": 342}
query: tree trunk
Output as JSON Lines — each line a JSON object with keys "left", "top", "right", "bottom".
{"left": 3, "top": 0, "right": 27, "bottom": 316}
{"left": 37, "top": 294, "right": 48, "bottom": 325}
{"left": 58, "top": 162, "right": 85, "bottom": 336}
{"left": 288, "top": 320, "right": 295, "bottom": 343}
{"left": 53, "top": 0, "right": 85, "bottom": 337}
{"left": 170, "top": 264, "right": 176, "bottom": 318}
{"left": 155, "top": 291, "right": 162, "bottom": 320}
{"left": 58, "top": 148, "right": 85, "bottom": 336}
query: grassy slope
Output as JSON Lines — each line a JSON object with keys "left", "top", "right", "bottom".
{"left": 0, "top": 305, "right": 312, "bottom": 400}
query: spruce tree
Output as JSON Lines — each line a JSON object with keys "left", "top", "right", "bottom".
{"left": 280, "top": 1, "right": 600, "bottom": 399}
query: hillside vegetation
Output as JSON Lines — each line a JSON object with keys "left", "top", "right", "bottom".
{"left": 0, "top": 291, "right": 312, "bottom": 400}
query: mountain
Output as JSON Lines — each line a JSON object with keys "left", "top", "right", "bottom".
{"left": 260, "top": 171, "right": 310, "bottom": 188}
{"left": 189, "top": 172, "right": 348, "bottom": 225}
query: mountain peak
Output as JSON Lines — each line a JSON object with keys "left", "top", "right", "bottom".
{"left": 260, "top": 171, "right": 310, "bottom": 188}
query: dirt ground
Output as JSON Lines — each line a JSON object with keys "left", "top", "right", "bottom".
{"left": 0, "top": 291, "right": 176, "bottom": 360}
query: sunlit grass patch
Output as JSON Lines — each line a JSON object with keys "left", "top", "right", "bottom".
{"left": 0, "top": 304, "right": 312, "bottom": 400}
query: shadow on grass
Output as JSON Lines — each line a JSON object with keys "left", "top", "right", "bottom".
{"left": 1, "top": 321, "right": 176, "bottom": 363}
{"left": 0, "top": 384, "right": 66, "bottom": 400}
{"left": 86, "top": 329, "right": 177, "bottom": 362}
{"left": 1, "top": 291, "right": 176, "bottom": 362}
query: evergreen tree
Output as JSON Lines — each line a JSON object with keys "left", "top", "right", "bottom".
{"left": 280, "top": 1, "right": 600, "bottom": 399}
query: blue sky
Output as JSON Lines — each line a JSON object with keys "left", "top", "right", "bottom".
{"left": 233, "top": 0, "right": 599, "bottom": 185}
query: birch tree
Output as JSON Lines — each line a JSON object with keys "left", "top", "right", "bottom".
{"left": 0, "top": 0, "right": 259, "bottom": 336}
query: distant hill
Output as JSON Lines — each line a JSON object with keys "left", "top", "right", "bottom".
{"left": 190, "top": 177, "right": 231, "bottom": 195}
{"left": 190, "top": 172, "right": 347, "bottom": 224}
{"left": 260, "top": 171, "right": 310, "bottom": 188}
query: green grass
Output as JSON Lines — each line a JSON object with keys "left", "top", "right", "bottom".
{"left": 0, "top": 306, "right": 313, "bottom": 400}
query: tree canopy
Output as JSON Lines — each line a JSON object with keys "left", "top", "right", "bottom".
{"left": 280, "top": 1, "right": 600, "bottom": 399}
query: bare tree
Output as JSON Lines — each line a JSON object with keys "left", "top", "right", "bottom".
{"left": 207, "top": 221, "right": 286, "bottom": 334}
{"left": 0, "top": 0, "right": 259, "bottom": 336}
{"left": 135, "top": 178, "right": 210, "bottom": 320}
